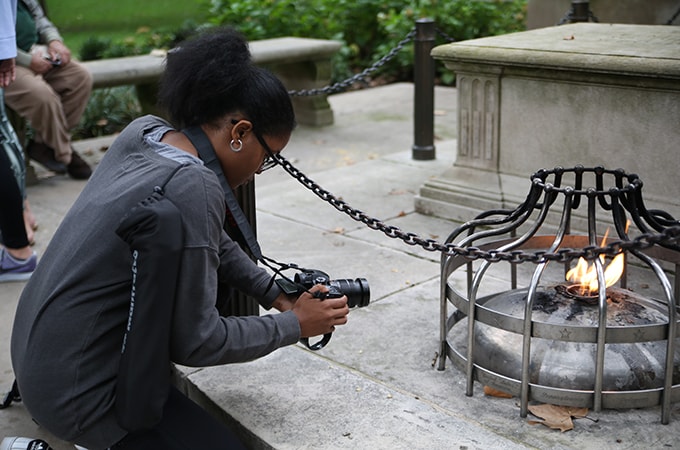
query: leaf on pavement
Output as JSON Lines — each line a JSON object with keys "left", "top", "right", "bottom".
{"left": 483, "top": 385, "right": 513, "bottom": 398}
{"left": 527, "top": 404, "right": 589, "bottom": 432}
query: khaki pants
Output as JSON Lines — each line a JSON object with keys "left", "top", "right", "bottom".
{"left": 3, "top": 60, "right": 92, "bottom": 165}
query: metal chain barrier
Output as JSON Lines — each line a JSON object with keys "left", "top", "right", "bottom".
{"left": 434, "top": 26, "right": 456, "bottom": 43}
{"left": 668, "top": 5, "right": 680, "bottom": 25}
{"left": 288, "top": 26, "right": 455, "bottom": 98}
{"left": 278, "top": 23, "right": 680, "bottom": 264}
{"left": 274, "top": 153, "right": 680, "bottom": 264}
{"left": 287, "top": 28, "right": 417, "bottom": 97}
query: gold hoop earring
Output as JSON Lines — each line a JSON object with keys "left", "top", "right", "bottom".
{"left": 229, "top": 139, "right": 243, "bottom": 152}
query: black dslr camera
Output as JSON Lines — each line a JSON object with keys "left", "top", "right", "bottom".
{"left": 294, "top": 269, "right": 370, "bottom": 308}
{"left": 275, "top": 268, "right": 370, "bottom": 350}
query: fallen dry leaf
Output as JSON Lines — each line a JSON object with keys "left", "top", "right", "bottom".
{"left": 527, "top": 404, "right": 588, "bottom": 432}
{"left": 483, "top": 385, "right": 513, "bottom": 398}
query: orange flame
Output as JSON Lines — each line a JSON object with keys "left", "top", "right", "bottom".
{"left": 565, "top": 227, "right": 626, "bottom": 296}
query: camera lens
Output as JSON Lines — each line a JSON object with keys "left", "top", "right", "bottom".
{"left": 329, "top": 278, "right": 370, "bottom": 308}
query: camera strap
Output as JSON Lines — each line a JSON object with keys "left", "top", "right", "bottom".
{"left": 181, "top": 126, "right": 337, "bottom": 351}
{"left": 181, "top": 125, "right": 263, "bottom": 260}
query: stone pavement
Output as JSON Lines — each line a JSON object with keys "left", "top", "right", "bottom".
{"left": 1, "top": 83, "right": 678, "bottom": 449}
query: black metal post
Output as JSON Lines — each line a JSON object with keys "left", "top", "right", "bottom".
{"left": 216, "top": 180, "right": 260, "bottom": 317}
{"left": 412, "top": 18, "right": 436, "bottom": 161}
{"left": 570, "top": 0, "right": 590, "bottom": 22}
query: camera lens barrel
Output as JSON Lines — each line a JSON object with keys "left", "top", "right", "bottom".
{"left": 329, "top": 278, "right": 370, "bottom": 308}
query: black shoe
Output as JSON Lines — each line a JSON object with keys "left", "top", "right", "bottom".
{"left": 26, "top": 141, "right": 67, "bottom": 174}
{"left": 67, "top": 150, "right": 92, "bottom": 180}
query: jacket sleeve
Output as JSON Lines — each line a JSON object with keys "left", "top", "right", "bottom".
{"left": 16, "top": 0, "right": 62, "bottom": 67}
{"left": 170, "top": 246, "right": 301, "bottom": 367}
{"left": 24, "top": 0, "right": 62, "bottom": 44}
{"left": 216, "top": 233, "right": 283, "bottom": 309}
{"left": 166, "top": 166, "right": 300, "bottom": 367}
{"left": 0, "top": 0, "right": 16, "bottom": 59}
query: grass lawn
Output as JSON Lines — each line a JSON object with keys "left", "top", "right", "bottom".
{"left": 43, "top": 0, "right": 208, "bottom": 55}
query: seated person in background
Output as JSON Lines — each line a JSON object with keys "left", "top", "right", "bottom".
{"left": 4, "top": 0, "right": 93, "bottom": 179}
{"left": 1, "top": 0, "right": 37, "bottom": 283}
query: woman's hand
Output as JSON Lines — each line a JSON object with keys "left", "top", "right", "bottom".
{"left": 292, "top": 285, "right": 349, "bottom": 338}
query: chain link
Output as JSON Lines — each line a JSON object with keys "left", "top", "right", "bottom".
{"left": 434, "top": 26, "right": 456, "bottom": 43}
{"left": 288, "top": 26, "right": 456, "bottom": 98}
{"left": 274, "top": 154, "right": 680, "bottom": 264}
{"left": 287, "top": 29, "right": 417, "bottom": 97}
{"left": 668, "top": 5, "right": 680, "bottom": 25}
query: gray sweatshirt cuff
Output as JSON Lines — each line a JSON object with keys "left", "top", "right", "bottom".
{"left": 260, "top": 280, "right": 284, "bottom": 310}
{"left": 277, "top": 310, "right": 302, "bottom": 346}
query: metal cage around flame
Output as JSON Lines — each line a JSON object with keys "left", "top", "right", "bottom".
{"left": 438, "top": 166, "right": 680, "bottom": 423}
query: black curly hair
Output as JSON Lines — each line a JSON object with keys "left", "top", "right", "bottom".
{"left": 158, "top": 27, "right": 296, "bottom": 138}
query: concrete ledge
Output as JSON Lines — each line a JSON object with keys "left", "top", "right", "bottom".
{"left": 432, "top": 23, "right": 680, "bottom": 81}
{"left": 85, "top": 37, "right": 343, "bottom": 89}
{"left": 84, "top": 54, "right": 166, "bottom": 89}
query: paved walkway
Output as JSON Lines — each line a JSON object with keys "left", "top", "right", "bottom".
{"left": 1, "top": 83, "right": 678, "bottom": 449}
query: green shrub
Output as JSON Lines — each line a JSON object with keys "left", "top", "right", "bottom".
{"left": 73, "top": 87, "right": 141, "bottom": 140}
{"left": 375, "top": 0, "right": 527, "bottom": 84}
{"left": 73, "top": 1, "right": 525, "bottom": 138}
{"left": 208, "top": 0, "right": 526, "bottom": 85}
{"left": 78, "top": 20, "right": 202, "bottom": 61}
{"left": 74, "top": 21, "right": 201, "bottom": 138}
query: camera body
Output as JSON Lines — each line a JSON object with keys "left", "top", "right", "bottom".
{"left": 277, "top": 268, "right": 370, "bottom": 308}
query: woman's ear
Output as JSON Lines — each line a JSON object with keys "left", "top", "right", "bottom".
{"left": 231, "top": 119, "right": 253, "bottom": 141}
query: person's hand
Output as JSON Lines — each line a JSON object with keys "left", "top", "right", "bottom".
{"left": 0, "top": 58, "right": 15, "bottom": 87}
{"left": 271, "top": 292, "right": 296, "bottom": 312}
{"left": 47, "top": 40, "right": 71, "bottom": 66}
{"left": 292, "top": 285, "right": 349, "bottom": 338}
{"left": 29, "top": 51, "right": 54, "bottom": 74}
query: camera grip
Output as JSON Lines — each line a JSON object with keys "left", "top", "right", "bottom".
{"left": 300, "top": 333, "right": 332, "bottom": 351}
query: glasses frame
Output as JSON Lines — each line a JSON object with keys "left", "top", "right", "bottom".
{"left": 254, "top": 131, "right": 279, "bottom": 172}
{"left": 230, "top": 118, "right": 280, "bottom": 172}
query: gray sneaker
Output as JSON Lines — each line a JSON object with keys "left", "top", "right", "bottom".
{"left": 0, "top": 437, "right": 53, "bottom": 450}
{"left": 0, "top": 249, "right": 37, "bottom": 282}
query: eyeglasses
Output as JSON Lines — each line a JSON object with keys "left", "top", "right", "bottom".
{"left": 254, "top": 132, "right": 279, "bottom": 172}
{"left": 230, "top": 119, "right": 280, "bottom": 172}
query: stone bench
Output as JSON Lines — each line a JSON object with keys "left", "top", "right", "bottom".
{"left": 83, "top": 36, "right": 342, "bottom": 127}
{"left": 8, "top": 36, "right": 340, "bottom": 184}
